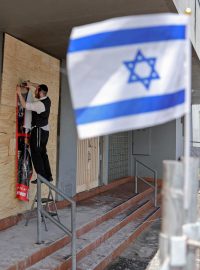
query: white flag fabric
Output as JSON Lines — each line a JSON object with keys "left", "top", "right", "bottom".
{"left": 67, "top": 13, "right": 190, "bottom": 139}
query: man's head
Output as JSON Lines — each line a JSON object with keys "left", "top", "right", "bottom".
{"left": 35, "top": 84, "right": 48, "bottom": 99}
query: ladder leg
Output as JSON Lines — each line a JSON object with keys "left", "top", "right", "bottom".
{"left": 42, "top": 213, "right": 48, "bottom": 232}
{"left": 25, "top": 185, "right": 48, "bottom": 231}
{"left": 41, "top": 189, "right": 51, "bottom": 232}
{"left": 49, "top": 189, "right": 60, "bottom": 222}
{"left": 25, "top": 192, "right": 37, "bottom": 226}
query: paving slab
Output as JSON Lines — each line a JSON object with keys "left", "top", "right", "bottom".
{"left": 0, "top": 181, "right": 145, "bottom": 270}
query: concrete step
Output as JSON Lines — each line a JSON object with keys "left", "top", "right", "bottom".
{"left": 26, "top": 198, "right": 160, "bottom": 270}
{"left": 1, "top": 186, "right": 153, "bottom": 270}
{"left": 78, "top": 208, "right": 161, "bottom": 270}
{"left": 105, "top": 217, "right": 161, "bottom": 270}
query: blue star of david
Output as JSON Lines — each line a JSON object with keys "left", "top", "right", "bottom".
{"left": 124, "top": 50, "right": 160, "bottom": 90}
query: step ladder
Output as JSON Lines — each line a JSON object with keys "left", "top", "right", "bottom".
{"left": 25, "top": 186, "right": 60, "bottom": 231}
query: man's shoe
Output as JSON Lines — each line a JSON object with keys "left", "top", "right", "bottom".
{"left": 31, "top": 177, "right": 53, "bottom": 184}
{"left": 31, "top": 179, "right": 37, "bottom": 184}
{"left": 48, "top": 177, "right": 53, "bottom": 182}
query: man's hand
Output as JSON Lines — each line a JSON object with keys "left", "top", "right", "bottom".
{"left": 26, "top": 80, "right": 31, "bottom": 88}
{"left": 16, "top": 85, "right": 21, "bottom": 96}
{"left": 26, "top": 80, "right": 39, "bottom": 88}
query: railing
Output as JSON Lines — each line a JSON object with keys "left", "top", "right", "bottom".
{"left": 134, "top": 159, "right": 158, "bottom": 207}
{"left": 37, "top": 174, "right": 76, "bottom": 270}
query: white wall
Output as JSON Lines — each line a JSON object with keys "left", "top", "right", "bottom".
{"left": 131, "top": 120, "right": 179, "bottom": 179}
{"left": 130, "top": 48, "right": 200, "bottom": 180}
{"left": 172, "top": 0, "right": 200, "bottom": 60}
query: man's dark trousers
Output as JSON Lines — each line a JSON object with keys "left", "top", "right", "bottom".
{"left": 30, "top": 127, "right": 52, "bottom": 181}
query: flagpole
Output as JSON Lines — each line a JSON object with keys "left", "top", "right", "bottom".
{"left": 184, "top": 111, "right": 191, "bottom": 210}
{"left": 183, "top": 14, "right": 191, "bottom": 210}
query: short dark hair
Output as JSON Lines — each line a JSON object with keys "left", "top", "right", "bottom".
{"left": 39, "top": 84, "right": 48, "bottom": 93}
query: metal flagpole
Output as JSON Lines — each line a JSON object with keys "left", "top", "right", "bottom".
{"left": 159, "top": 9, "right": 194, "bottom": 270}
{"left": 184, "top": 158, "right": 199, "bottom": 270}
{"left": 183, "top": 8, "right": 194, "bottom": 270}
{"left": 183, "top": 5, "right": 192, "bottom": 212}
{"left": 183, "top": 88, "right": 191, "bottom": 211}
{"left": 182, "top": 6, "right": 198, "bottom": 270}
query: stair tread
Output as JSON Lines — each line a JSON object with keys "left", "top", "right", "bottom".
{"left": 27, "top": 204, "right": 158, "bottom": 270}
{"left": 77, "top": 200, "right": 149, "bottom": 245}
{"left": 0, "top": 184, "right": 155, "bottom": 270}
{"left": 78, "top": 208, "right": 159, "bottom": 270}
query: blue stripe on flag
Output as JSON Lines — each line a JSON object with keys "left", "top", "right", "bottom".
{"left": 69, "top": 25, "right": 186, "bottom": 53}
{"left": 75, "top": 90, "right": 185, "bottom": 125}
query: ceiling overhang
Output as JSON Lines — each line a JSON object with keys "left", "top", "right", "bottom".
{"left": 0, "top": 0, "right": 176, "bottom": 59}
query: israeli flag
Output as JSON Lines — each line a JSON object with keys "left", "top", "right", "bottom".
{"left": 67, "top": 14, "right": 190, "bottom": 139}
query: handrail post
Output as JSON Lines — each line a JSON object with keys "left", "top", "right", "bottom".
{"left": 37, "top": 174, "right": 42, "bottom": 244}
{"left": 135, "top": 159, "right": 138, "bottom": 193}
{"left": 71, "top": 202, "right": 76, "bottom": 270}
{"left": 36, "top": 174, "right": 76, "bottom": 269}
{"left": 135, "top": 158, "right": 158, "bottom": 207}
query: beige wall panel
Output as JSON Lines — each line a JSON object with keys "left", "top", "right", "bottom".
{"left": 0, "top": 105, "right": 15, "bottom": 138}
{"left": 87, "top": 138, "right": 99, "bottom": 190}
{"left": 48, "top": 114, "right": 58, "bottom": 146}
{"left": 1, "top": 35, "right": 60, "bottom": 111}
{"left": 0, "top": 34, "right": 60, "bottom": 220}
{"left": 9, "top": 138, "right": 16, "bottom": 156}
{"left": 0, "top": 156, "right": 15, "bottom": 183}
{"left": 0, "top": 104, "right": 15, "bottom": 120}
{"left": 0, "top": 118, "right": 15, "bottom": 137}
{"left": 76, "top": 140, "right": 88, "bottom": 193}
{"left": 0, "top": 133, "right": 10, "bottom": 146}
{"left": 76, "top": 138, "right": 99, "bottom": 193}
{"left": 0, "top": 180, "right": 37, "bottom": 219}
{"left": 0, "top": 144, "right": 9, "bottom": 160}
{"left": 47, "top": 148, "right": 57, "bottom": 181}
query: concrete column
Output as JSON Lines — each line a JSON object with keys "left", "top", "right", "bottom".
{"left": 175, "top": 118, "right": 184, "bottom": 160}
{"left": 57, "top": 59, "right": 77, "bottom": 198}
{"left": 101, "top": 135, "right": 109, "bottom": 185}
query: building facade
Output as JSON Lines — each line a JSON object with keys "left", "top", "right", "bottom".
{"left": 0, "top": 0, "right": 200, "bottom": 222}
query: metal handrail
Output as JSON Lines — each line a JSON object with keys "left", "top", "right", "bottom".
{"left": 37, "top": 174, "right": 76, "bottom": 270}
{"left": 135, "top": 159, "right": 156, "bottom": 174}
{"left": 134, "top": 159, "right": 158, "bottom": 207}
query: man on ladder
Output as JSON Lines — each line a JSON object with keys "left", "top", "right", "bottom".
{"left": 16, "top": 81, "right": 53, "bottom": 184}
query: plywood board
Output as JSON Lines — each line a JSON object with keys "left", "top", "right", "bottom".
{"left": 1, "top": 35, "right": 60, "bottom": 110}
{"left": 0, "top": 34, "right": 60, "bottom": 219}
{"left": 0, "top": 104, "right": 15, "bottom": 120}
{"left": 0, "top": 144, "right": 9, "bottom": 160}
{"left": 9, "top": 138, "right": 16, "bottom": 156}
{"left": 0, "top": 118, "right": 15, "bottom": 136}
